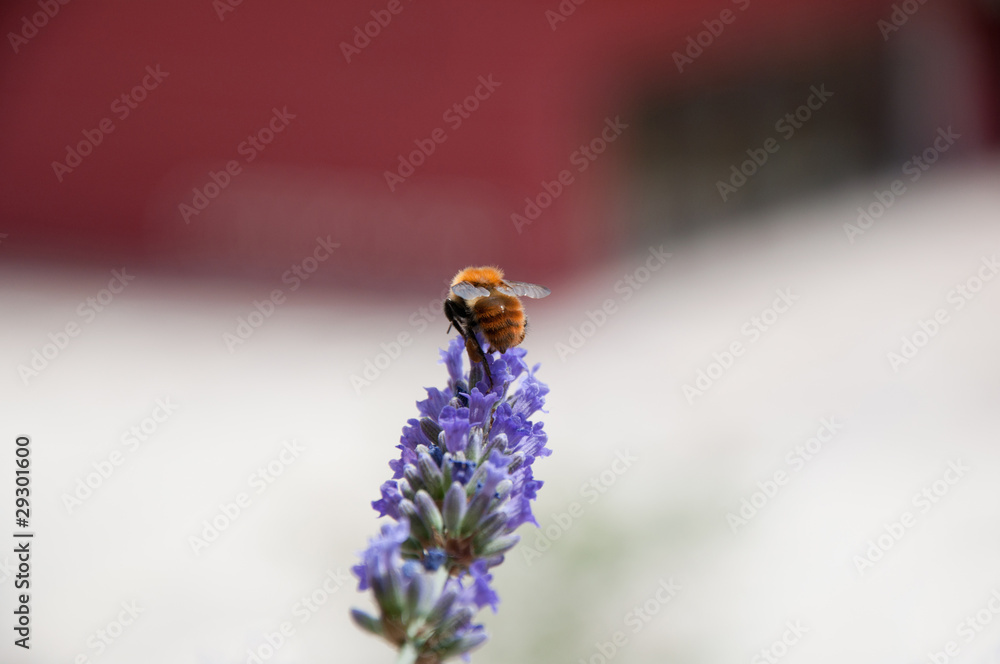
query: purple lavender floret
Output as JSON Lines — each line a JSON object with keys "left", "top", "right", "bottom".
{"left": 351, "top": 519, "right": 489, "bottom": 663}
{"left": 351, "top": 336, "right": 549, "bottom": 663}
{"left": 373, "top": 338, "right": 548, "bottom": 532}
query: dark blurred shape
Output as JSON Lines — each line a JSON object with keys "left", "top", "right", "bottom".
{"left": 626, "top": 0, "right": 996, "bottom": 240}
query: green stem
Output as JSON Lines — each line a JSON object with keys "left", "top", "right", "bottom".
{"left": 397, "top": 642, "right": 419, "bottom": 664}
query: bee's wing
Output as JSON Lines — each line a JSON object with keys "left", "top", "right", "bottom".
{"left": 498, "top": 281, "right": 551, "bottom": 299}
{"left": 451, "top": 281, "right": 491, "bottom": 299}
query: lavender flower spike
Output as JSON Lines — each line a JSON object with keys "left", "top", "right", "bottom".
{"left": 352, "top": 335, "right": 550, "bottom": 663}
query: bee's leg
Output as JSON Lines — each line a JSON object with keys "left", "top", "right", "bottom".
{"left": 445, "top": 298, "right": 493, "bottom": 388}
{"left": 443, "top": 299, "right": 462, "bottom": 334}
{"left": 444, "top": 303, "right": 471, "bottom": 349}
{"left": 464, "top": 335, "right": 493, "bottom": 388}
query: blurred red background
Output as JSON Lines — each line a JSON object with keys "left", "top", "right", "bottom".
{"left": 1, "top": 0, "right": 996, "bottom": 291}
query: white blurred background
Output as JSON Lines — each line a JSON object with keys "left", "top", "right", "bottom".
{"left": 3, "top": 161, "right": 1000, "bottom": 663}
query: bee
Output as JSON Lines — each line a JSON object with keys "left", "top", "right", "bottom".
{"left": 444, "top": 266, "right": 551, "bottom": 386}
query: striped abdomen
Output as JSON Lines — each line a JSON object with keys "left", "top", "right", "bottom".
{"left": 474, "top": 293, "right": 526, "bottom": 353}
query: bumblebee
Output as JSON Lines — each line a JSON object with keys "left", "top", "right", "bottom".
{"left": 444, "top": 266, "right": 550, "bottom": 386}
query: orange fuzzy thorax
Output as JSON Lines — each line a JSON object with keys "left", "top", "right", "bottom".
{"left": 451, "top": 266, "right": 505, "bottom": 288}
